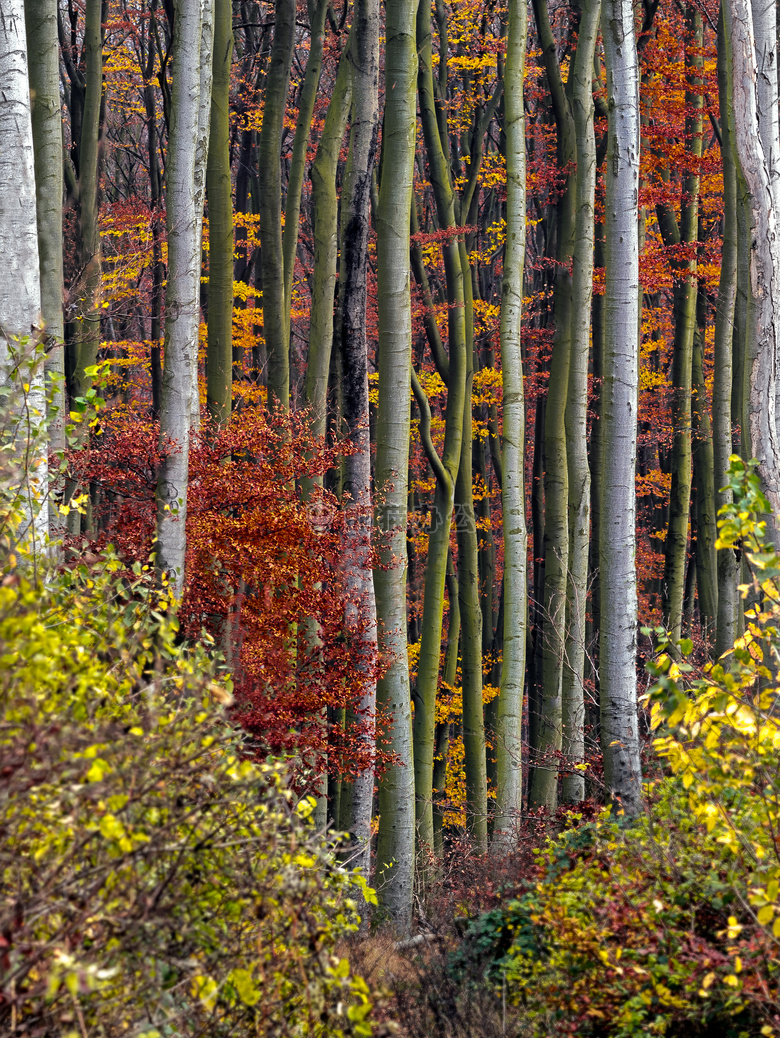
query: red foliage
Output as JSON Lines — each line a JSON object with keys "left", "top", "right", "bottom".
{"left": 66, "top": 405, "right": 387, "bottom": 793}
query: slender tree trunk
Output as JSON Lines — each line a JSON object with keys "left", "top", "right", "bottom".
{"left": 412, "top": 0, "right": 468, "bottom": 857}
{"left": 727, "top": 0, "right": 780, "bottom": 533}
{"left": 306, "top": 43, "right": 352, "bottom": 436}
{"left": 561, "top": 0, "right": 600, "bottom": 805}
{"left": 433, "top": 554, "right": 459, "bottom": 855}
{"left": 206, "top": 0, "right": 234, "bottom": 424}
{"left": 692, "top": 286, "right": 717, "bottom": 646}
{"left": 491, "top": 0, "right": 527, "bottom": 851}
{"left": 282, "top": 0, "right": 329, "bottom": 343}
{"left": 259, "top": 0, "right": 295, "bottom": 411}
{"left": 660, "top": 6, "right": 703, "bottom": 644}
{"left": 25, "top": 0, "right": 64, "bottom": 457}
{"left": 0, "top": 0, "right": 47, "bottom": 557}
{"left": 156, "top": 0, "right": 212, "bottom": 595}
{"left": 528, "top": 0, "right": 575, "bottom": 814}
{"left": 191, "top": 4, "right": 215, "bottom": 432}
{"left": 67, "top": 0, "right": 103, "bottom": 414}
{"left": 374, "top": 0, "right": 417, "bottom": 929}
{"left": 714, "top": 3, "right": 739, "bottom": 657}
{"left": 456, "top": 243, "right": 488, "bottom": 850}
{"left": 339, "top": 0, "right": 380, "bottom": 884}
{"left": 599, "top": 0, "right": 643, "bottom": 815}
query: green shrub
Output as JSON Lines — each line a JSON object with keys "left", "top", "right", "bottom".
{"left": 456, "top": 459, "right": 780, "bottom": 1037}
{"left": 0, "top": 543, "right": 375, "bottom": 1036}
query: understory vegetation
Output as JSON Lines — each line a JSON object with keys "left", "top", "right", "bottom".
{"left": 2, "top": 457, "right": 779, "bottom": 1036}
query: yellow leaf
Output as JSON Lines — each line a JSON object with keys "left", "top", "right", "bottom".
{"left": 758, "top": 904, "right": 775, "bottom": 925}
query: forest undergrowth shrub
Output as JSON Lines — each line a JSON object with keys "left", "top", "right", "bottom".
{"left": 0, "top": 526, "right": 377, "bottom": 1035}
{"left": 447, "top": 458, "right": 780, "bottom": 1037}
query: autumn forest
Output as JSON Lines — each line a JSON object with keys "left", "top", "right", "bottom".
{"left": 2, "top": 0, "right": 780, "bottom": 1032}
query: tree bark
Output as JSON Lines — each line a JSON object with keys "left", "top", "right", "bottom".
{"left": 491, "top": 0, "right": 527, "bottom": 851}
{"left": 259, "top": 0, "right": 295, "bottom": 411}
{"left": 206, "top": 0, "right": 234, "bottom": 424}
{"left": 727, "top": 0, "right": 780, "bottom": 538}
{"left": 25, "top": 0, "right": 64, "bottom": 457}
{"left": 412, "top": 0, "right": 468, "bottom": 857}
{"left": 339, "top": 0, "right": 380, "bottom": 885}
{"left": 561, "top": 0, "right": 600, "bottom": 805}
{"left": 660, "top": 6, "right": 703, "bottom": 644}
{"left": 599, "top": 0, "right": 643, "bottom": 815}
{"left": 374, "top": 0, "right": 417, "bottom": 929}
{"left": 714, "top": 3, "right": 739, "bottom": 657}
{"left": 156, "top": 0, "right": 213, "bottom": 595}
{"left": 0, "top": 0, "right": 47, "bottom": 557}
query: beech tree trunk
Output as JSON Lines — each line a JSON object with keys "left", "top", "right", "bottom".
{"left": 726, "top": 0, "right": 780, "bottom": 537}
{"left": 0, "top": 0, "right": 47, "bottom": 556}
{"left": 156, "top": 0, "right": 213, "bottom": 595}
{"left": 306, "top": 44, "right": 352, "bottom": 436}
{"left": 561, "top": 0, "right": 600, "bottom": 805}
{"left": 599, "top": 0, "right": 643, "bottom": 815}
{"left": 412, "top": 0, "right": 468, "bottom": 857}
{"left": 259, "top": 0, "right": 295, "bottom": 411}
{"left": 25, "top": 0, "right": 64, "bottom": 459}
{"left": 660, "top": 6, "right": 703, "bottom": 644}
{"left": 714, "top": 4, "right": 739, "bottom": 657}
{"left": 339, "top": 0, "right": 380, "bottom": 884}
{"left": 206, "top": 0, "right": 234, "bottom": 424}
{"left": 491, "top": 0, "right": 527, "bottom": 851}
{"left": 374, "top": 0, "right": 417, "bottom": 929}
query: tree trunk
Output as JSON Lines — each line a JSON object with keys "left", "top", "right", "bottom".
{"left": 156, "top": 0, "right": 212, "bottom": 595}
{"left": 68, "top": 0, "right": 103, "bottom": 407}
{"left": 282, "top": 0, "right": 329, "bottom": 344}
{"left": 339, "top": 0, "right": 380, "bottom": 885}
{"left": 25, "top": 0, "right": 64, "bottom": 464}
{"left": 206, "top": 0, "right": 234, "bottom": 424}
{"left": 491, "top": 0, "right": 527, "bottom": 851}
{"left": 727, "top": 0, "right": 780, "bottom": 533}
{"left": 259, "top": 0, "right": 295, "bottom": 411}
{"left": 599, "top": 0, "right": 643, "bottom": 815}
{"left": 528, "top": 0, "right": 575, "bottom": 815}
{"left": 306, "top": 42, "right": 352, "bottom": 436}
{"left": 714, "top": 3, "right": 739, "bottom": 658}
{"left": 692, "top": 286, "right": 717, "bottom": 647}
{"left": 0, "top": 0, "right": 47, "bottom": 557}
{"left": 660, "top": 6, "right": 703, "bottom": 644}
{"left": 412, "top": 0, "right": 468, "bottom": 857}
{"left": 374, "top": 0, "right": 417, "bottom": 929}
{"left": 561, "top": 0, "right": 600, "bottom": 805}
{"left": 456, "top": 243, "right": 488, "bottom": 851}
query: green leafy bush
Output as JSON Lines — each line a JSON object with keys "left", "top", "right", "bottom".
{"left": 0, "top": 538, "right": 375, "bottom": 1036}
{"left": 454, "top": 458, "right": 780, "bottom": 1037}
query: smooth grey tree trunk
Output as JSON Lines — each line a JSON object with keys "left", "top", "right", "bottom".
{"left": 25, "top": 0, "right": 64, "bottom": 465}
{"left": 156, "top": 0, "right": 213, "bottom": 595}
{"left": 374, "top": 0, "right": 417, "bottom": 930}
{"left": 727, "top": 0, "right": 780, "bottom": 535}
{"left": 491, "top": 0, "right": 527, "bottom": 852}
{"left": 0, "top": 0, "right": 47, "bottom": 557}
{"left": 599, "top": 0, "right": 643, "bottom": 816}
{"left": 714, "top": 3, "right": 739, "bottom": 657}
{"left": 340, "top": 0, "right": 380, "bottom": 887}
{"left": 561, "top": 0, "right": 600, "bottom": 804}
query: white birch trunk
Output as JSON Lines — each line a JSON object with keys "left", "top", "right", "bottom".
{"left": 156, "top": 0, "right": 210, "bottom": 595}
{"left": 491, "top": 0, "right": 527, "bottom": 853}
{"left": 0, "top": 0, "right": 47, "bottom": 556}
{"left": 599, "top": 0, "right": 642, "bottom": 815}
